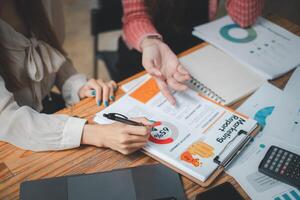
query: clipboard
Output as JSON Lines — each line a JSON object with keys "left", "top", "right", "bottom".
{"left": 141, "top": 125, "right": 261, "bottom": 187}
{"left": 104, "top": 46, "right": 263, "bottom": 187}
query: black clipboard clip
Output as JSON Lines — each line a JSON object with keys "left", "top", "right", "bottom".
{"left": 213, "top": 130, "right": 253, "bottom": 168}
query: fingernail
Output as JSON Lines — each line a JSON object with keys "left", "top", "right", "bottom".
{"left": 104, "top": 100, "right": 109, "bottom": 107}
{"left": 171, "top": 100, "right": 176, "bottom": 106}
{"left": 91, "top": 90, "right": 96, "bottom": 96}
{"left": 97, "top": 100, "right": 102, "bottom": 106}
{"left": 152, "top": 121, "right": 161, "bottom": 126}
{"left": 110, "top": 96, "right": 115, "bottom": 101}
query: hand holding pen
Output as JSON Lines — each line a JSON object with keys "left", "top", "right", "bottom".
{"left": 82, "top": 113, "right": 153, "bottom": 155}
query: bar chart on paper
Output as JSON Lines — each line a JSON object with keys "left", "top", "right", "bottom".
{"left": 226, "top": 84, "right": 300, "bottom": 200}
{"left": 273, "top": 189, "right": 300, "bottom": 200}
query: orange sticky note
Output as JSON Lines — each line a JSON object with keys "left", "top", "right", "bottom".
{"left": 130, "top": 78, "right": 160, "bottom": 103}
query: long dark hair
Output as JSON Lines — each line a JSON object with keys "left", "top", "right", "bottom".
{"left": 0, "top": 0, "right": 65, "bottom": 89}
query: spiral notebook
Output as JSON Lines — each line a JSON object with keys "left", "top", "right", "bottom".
{"left": 121, "top": 43, "right": 266, "bottom": 105}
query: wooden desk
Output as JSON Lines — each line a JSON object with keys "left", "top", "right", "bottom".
{"left": 1, "top": 15, "right": 299, "bottom": 199}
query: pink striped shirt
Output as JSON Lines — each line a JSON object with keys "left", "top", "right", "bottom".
{"left": 122, "top": 0, "right": 264, "bottom": 51}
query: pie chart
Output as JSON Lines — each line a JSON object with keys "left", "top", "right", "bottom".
{"left": 254, "top": 106, "right": 275, "bottom": 130}
{"left": 220, "top": 24, "right": 257, "bottom": 43}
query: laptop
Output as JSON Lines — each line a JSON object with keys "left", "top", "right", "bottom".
{"left": 20, "top": 164, "right": 186, "bottom": 200}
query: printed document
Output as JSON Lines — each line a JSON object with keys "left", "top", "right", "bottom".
{"left": 226, "top": 83, "right": 300, "bottom": 200}
{"left": 94, "top": 77, "right": 257, "bottom": 182}
{"left": 284, "top": 67, "right": 300, "bottom": 101}
{"left": 193, "top": 16, "right": 300, "bottom": 79}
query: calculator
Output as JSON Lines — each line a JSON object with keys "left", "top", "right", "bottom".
{"left": 258, "top": 145, "right": 300, "bottom": 188}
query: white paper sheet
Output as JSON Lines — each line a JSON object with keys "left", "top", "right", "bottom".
{"left": 193, "top": 16, "right": 300, "bottom": 80}
{"left": 121, "top": 74, "right": 150, "bottom": 93}
{"left": 226, "top": 83, "right": 300, "bottom": 200}
{"left": 284, "top": 67, "right": 300, "bottom": 101}
{"left": 265, "top": 93, "right": 300, "bottom": 149}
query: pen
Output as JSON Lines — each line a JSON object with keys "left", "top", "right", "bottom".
{"left": 222, "top": 134, "right": 253, "bottom": 168}
{"left": 103, "top": 113, "right": 145, "bottom": 126}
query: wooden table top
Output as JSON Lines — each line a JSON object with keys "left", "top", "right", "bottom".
{"left": 1, "top": 15, "right": 299, "bottom": 200}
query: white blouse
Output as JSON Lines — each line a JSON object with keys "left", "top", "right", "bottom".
{"left": 0, "top": 0, "right": 87, "bottom": 151}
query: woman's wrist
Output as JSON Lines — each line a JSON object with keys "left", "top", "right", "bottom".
{"left": 140, "top": 35, "right": 163, "bottom": 51}
{"left": 81, "top": 124, "right": 105, "bottom": 147}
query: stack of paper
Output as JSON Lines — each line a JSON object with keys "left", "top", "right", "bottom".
{"left": 226, "top": 67, "right": 300, "bottom": 200}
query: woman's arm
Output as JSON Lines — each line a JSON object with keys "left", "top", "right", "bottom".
{"left": 0, "top": 75, "right": 151, "bottom": 154}
{"left": 55, "top": 59, "right": 87, "bottom": 106}
{"left": 122, "top": 0, "right": 190, "bottom": 105}
{"left": 227, "top": 0, "right": 265, "bottom": 27}
{"left": 122, "top": 0, "right": 161, "bottom": 51}
{"left": 0, "top": 75, "right": 86, "bottom": 151}
{"left": 56, "top": 59, "right": 118, "bottom": 107}
{"left": 49, "top": 0, "right": 117, "bottom": 107}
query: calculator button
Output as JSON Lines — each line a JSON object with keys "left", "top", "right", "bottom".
{"left": 279, "top": 160, "right": 284, "bottom": 164}
{"left": 277, "top": 164, "right": 282, "bottom": 169}
{"left": 264, "top": 164, "right": 268, "bottom": 168}
{"left": 283, "top": 166, "right": 287, "bottom": 170}
{"left": 271, "top": 163, "right": 276, "bottom": 167}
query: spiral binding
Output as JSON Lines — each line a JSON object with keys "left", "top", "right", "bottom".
{"left": 188, "top": 77, "right": 226, "bottom": 104}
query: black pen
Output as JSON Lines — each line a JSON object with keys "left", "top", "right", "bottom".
{"left": 103, "top": 113, "right": 145, "bottom": 126}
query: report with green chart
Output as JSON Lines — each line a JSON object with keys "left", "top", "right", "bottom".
{"left": 193, "top": 16, "right": 300, "bottom": 80}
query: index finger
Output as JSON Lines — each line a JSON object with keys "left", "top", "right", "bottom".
{"left": 125, "top": 125, "right": 151, "bottom": 137}
{"left": 154, "top": 77, "right": 176, "bottom": 106}
{"left": 131, "top": 117, "right": 153, "bottom": 126}
{"left": 177, "top": 64, "right": 190, "bottom": 76}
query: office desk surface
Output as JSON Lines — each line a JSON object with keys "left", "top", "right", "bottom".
{"left": 1, "top": 15, "right": 300, "bottom": 200}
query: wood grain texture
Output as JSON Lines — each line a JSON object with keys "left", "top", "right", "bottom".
{"left": 1, "top": 15, "right": 299, "bottom": 200}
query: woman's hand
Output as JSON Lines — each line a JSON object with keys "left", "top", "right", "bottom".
{"left": 78, "top": 79, "right": 117, "bottom": 107}
{"left": 81, "top": 118, "right": 152, "bottom": 155}
{"left": 141, "top": 38, "right": 191, "bottom": 105}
